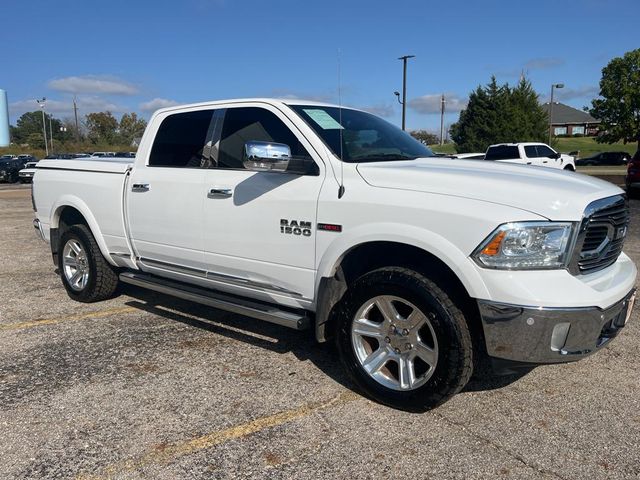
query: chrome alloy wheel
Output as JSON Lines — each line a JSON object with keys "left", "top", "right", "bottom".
{"left": 351, "top": 295, "right": 439, "bottom": 391}
{"left": 62, "top": 239, "right": 90, "bottom": 292}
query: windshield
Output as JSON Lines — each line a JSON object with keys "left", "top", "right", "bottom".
{"left": 290, "top": 105, "right": 433, "bottom": 162}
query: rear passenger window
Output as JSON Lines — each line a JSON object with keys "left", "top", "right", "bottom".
{"left": 524, "top": 146, "right": 538, "bottom": 158}
{"left": 149, "top": 110, "right": 217, "bottom": 167}
{"left": 218, "top": 107, "right": 312, "bottom": 169}
{"left": 484, "top": 145, "right": 520, "bottom": 160}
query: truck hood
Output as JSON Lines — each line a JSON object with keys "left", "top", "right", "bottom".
{"left": 356, "top": 158, "right": 623, "bottom": 220}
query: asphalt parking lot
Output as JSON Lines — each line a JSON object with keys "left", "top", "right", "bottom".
{"left": 1, "top": 183, "right": 639, "bottom": 479}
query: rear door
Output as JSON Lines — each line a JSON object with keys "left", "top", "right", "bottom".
{"left": 485, "top": 145, "right": 524, "bottom": 164}
{"left": 200, "top": 104, "right": 325, "bottom": 305}
{"left": 127, "top": 108, "right": 217, "bottom": 273}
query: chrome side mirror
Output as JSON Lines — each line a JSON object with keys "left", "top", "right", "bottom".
{"left": 243, "top": 141, "right": 291, "bottom": 172}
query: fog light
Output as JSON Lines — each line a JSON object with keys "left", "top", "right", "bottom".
{"left": 551, "top": 322, "right": 571, "bottom": 352}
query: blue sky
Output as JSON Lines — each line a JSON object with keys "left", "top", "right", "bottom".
{"left": 2, "top": 0, "right": 639, "bottom": 132}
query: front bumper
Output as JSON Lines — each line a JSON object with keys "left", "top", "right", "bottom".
{"left": 478, "top": 288, "right": 635, "bottom": 364}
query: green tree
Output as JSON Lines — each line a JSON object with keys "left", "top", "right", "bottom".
{"left": 410, "top": 130, "right": 439, "bottom": 145}
{"left": 118, "top": 113, "right": 147, "bottom": 145}
{"left": 85, "top": 112, "right": 118, "bottom": 144}
{"left": 11, "top": 111, "right": 70, "bottom": 147}
{"left": 450, "top": 77, "right": 547, "bottom": 153}
{"left": 589, "top": 48, "right": 640, "bottom": 152}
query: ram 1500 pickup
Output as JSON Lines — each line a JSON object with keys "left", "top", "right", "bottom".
{"left": 32, "top": 99, "right": 636, "bottom": 411}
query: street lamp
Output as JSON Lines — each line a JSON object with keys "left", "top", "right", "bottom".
{"left": 396, "top": 55, "right": 415, "bottom": 131}
{"left": 35, "top": 97, "right": 48, "bottom": 155}
{"left": 548, "top": 83, "right": 564, "bottom": 144}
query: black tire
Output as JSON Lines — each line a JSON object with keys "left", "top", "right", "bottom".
{"left": 58, "top": 224, "right": 119, "bottom": 302}
{"left": 335, "top": 267, "right": 473, "bottom": 412}
{"left": 564, "top": 164, "right": 575, "bottom": 171}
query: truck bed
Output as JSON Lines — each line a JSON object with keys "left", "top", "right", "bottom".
{"left": 33, "top": 157, "right": 135, "bottom": 268}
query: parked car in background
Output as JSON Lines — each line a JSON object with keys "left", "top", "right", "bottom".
{"left": 17, "top": 154, "right": 36, "bottom": 168}
{"left": 19, "top": 161, "right": 38, "bottom": 183}
{"left": 0, "top": 157, "right": 21, "bottom": 183}
{"left": 484, "top": 143, "right": 575, "bottom": 171}
{"left": 114, "top": 152, "right": 136, "bottom": 158}
{"left": 625, "top": 151, "right": 640, "bottom": 197}
{"left": 74, "top": 153, "right": 91, "bottom": 158}
{"left": 91, "top": 151, "right": 116, "bottom": 157}
{"left": 577, "top": 152, "right": 631, "bottom": 166}
{"left": 451, "top": 153, "right": 485, "bottom": 160}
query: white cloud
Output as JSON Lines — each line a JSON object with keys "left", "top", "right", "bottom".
{"left": 9, "top": 96, "right": 127, "bottom": 117}
{"left": 408, "top": 94, "right": 467, "bottom": 114}
{"left": 523, "top": 57, "right": 565, "bottom": 70}
{"left": 48, "top": 75, "right": 138, "bottom": 95}
{"left": 542, "top": 85, "right": 599, "bottom": 103}
{"left": 359, "top": 103, "right": 395, "bottom": 118}
{"left": 139, "top": 98, "right": 180, "bottom": 112}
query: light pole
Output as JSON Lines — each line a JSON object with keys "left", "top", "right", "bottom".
{"left": 396, "top": 55, "right": 415, "bottom": 131}
{"left": 36, "top": 97, "right": 48, "bottom": 155}
{"left": 49, "top": 115, "right": 54, "bottom": 153}
{"left": 548, "top": 83, "right": 564, "bottom": 145}
{"left": 440, "top": 94, "right": 446, "bottom": 145}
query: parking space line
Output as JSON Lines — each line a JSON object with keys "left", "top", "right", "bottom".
{"left": 0, "top": 306, "right": 138, "bottom": 331}
{"left": 79, "top": 391, "right": 360, "bottom": 479}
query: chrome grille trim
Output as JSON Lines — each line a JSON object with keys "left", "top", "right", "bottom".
{"left": 568, "top": 195, "right": 629, "bottom": 275}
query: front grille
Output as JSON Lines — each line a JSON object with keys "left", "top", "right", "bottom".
{"left": 571, "top": 195, "right": 629, "bottom": 275}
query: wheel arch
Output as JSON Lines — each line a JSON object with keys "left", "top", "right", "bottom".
{"left": 49, "top": 197, "right": 115, "bottom": 267}
{"left": 315, "top": 236, "right": 488, "bottom": 347}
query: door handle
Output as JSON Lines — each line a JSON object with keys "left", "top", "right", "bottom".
{"left": 208, "top": 187, "right": 233, "bottom": 198}
{"left": 132, "top": 183, "right": 150, "bottom": 192}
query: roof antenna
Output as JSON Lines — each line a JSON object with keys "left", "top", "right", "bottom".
{"left": 337, "top": 48, "right": 345, "bottom": 199}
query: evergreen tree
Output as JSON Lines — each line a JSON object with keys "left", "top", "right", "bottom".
{"left": 450, "top": 77, "right": 547, "bottom": 153}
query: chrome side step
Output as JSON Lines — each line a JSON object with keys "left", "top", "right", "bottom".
{"left": 119, "top": 271, "right": 310, "bottom": 330}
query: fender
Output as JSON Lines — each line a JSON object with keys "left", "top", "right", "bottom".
{"left": 315, "top": 222, "right": 491, "bottom": 302}
{"left": 49, "top": 195, "right": 117, "bottom": 267}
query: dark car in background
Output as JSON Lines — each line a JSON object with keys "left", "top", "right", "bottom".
{"left": 16, "top": 154, "right": 36, "bottom": 168}
{"left": 0, "top": 157, "right": 21, "bottom": 183}
{"left": 577, "top": 151, "right": 631, "bottom": 166}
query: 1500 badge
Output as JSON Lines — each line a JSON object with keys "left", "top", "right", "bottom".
{"left": 281, "top": 219, "right": 312, "bottom": 237}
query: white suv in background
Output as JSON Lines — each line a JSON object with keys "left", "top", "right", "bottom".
{"left": 485, "top": 143, "right": 575, "bottom": 171}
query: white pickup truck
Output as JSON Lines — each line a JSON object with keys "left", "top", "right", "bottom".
{"left": 485, "top": 142, "right": 576, "bottom": 170}
{"left": 32, "top": 98, "right": 636, "bottom": 411}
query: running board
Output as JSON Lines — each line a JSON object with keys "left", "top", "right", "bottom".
{"left": 119, "top": 271, "right": 310, "bottom": 330}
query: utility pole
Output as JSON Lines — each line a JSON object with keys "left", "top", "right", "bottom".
{"left": 548, "top": 83, "right": 564, "bottom": 145}
{"left": 440, "top": 94, "right": 446, "bottom": 145}
{"left": 397, "top": 55, "right": 415, "bottom": 131}
{"left": 49, "top": 116, "right": 54, "bottom": 153}
{"left": 73, "top": 96, "right": 80, "bottom": 141}
{"left": 36, "top": 98, "right": 48, "bottom": 156}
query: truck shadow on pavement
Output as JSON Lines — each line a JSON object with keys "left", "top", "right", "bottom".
{"left": 121, "top": 284, "right": 533, "bottom": 399}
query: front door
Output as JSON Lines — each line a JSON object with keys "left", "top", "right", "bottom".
{"left": 201, "top": 104, "right": 325, "bottom": 305}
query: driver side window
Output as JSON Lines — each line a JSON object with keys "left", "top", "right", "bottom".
{"left": 217, "top": 107, "right": 312, "bottom": 170}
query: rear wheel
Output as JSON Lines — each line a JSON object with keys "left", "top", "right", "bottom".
{"left": 58, "top": 224, "right": 119, "bottom": 302}
{"left": 336, "top": 267, "right": 473, "bottom": 411}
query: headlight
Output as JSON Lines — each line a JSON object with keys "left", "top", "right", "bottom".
{"left": 473, "top": 222, "right": 575, "bottom": 270}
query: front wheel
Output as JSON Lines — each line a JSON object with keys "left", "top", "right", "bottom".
{"left": 336, "top": 267, "right": 473, "bottom": 411}
{"left": 58, "top": 224, "right": 119, "bottom": 302}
